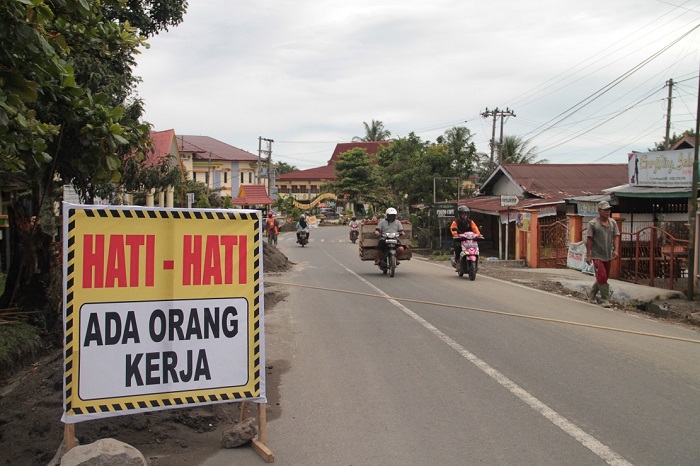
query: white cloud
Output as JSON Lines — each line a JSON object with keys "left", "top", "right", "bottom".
{"left": 135, "top": 0, "right": 700, "bottom": 168}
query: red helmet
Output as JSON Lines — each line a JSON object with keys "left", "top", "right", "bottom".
{"left": 268, "top": 212, "right": 273, "bottom": 217}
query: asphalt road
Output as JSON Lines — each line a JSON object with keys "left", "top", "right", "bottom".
{"left": 204, "top": 225, "right": 700, "bottom": 466}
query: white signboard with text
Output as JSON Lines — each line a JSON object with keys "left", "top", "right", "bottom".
{"left": 628, "top": 150, "right": 694, "bottom": 187}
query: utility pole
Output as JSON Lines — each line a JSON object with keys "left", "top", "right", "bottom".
{"left": 258, "top": 137, "right": 274, "bottom": 194}
{"left": 665, "top": 79, "right": 674, "bottom": 150}
{"left": 482, "top": 107, "right": 516, "bottom": 168}
{"left": 687, "top": 66, "right": 699, "bottom": 300}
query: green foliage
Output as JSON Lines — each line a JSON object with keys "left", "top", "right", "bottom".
{"left": 352, "top": 119, "right": 392, "bottom": 142}
{"left": 273, "top": 196, "right": 296, "bottom": 216}
{"left": 0, "top": 323, "right": 41, "bottom": 371}
{"left": 0, "top": 0, "right": 189, "bottom": 322}
{"left": 327, "top": 148, "right": 380, "bottom": 205}
{"left": 495, "top": 135, "right": 547, "bottom": 165}
{"left": 274, "top": 161, "right": 298, "bottom": 175}
{"left": 196, "top": 192, "right": 211, "bottom": 208}
{"left": 648, "top": 130, "right": 696, "bottom": 151}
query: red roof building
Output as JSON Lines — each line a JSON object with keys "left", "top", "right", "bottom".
{"left": 231, "top": 184, "right": 274, "bottom": 206}
{"left": 276, "top": 141, "right": 389, "bottom": 201}
{"left": 176, "top": 135, "right": 260, "bottom": 198}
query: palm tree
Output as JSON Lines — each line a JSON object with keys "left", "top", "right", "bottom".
{"left": 352, "top": 120, "right": 392, "bottom": 142}
{"left": 497, "top": 135, "right": 547, "bottom": 164}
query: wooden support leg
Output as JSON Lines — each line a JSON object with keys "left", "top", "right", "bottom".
{"left": 250, "top": 402, "right": 274, "bottom": 463}
{"left": 64, "top": 424, "right": 75, "bottom": 451}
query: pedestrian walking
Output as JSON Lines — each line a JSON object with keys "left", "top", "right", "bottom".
{"left": 585, "top": 200, "right": 620, "bottom": 307}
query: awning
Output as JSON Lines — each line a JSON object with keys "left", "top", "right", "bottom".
{"left": 604, "top": 184, "right": 692, "bottom": 199}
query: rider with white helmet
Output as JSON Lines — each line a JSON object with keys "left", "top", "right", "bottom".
{"left": 374, "top": 207, "right": 405, "bottom": 265}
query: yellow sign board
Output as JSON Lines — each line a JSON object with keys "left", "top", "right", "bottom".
{"left": 62, "top": 204, "right": 265, "bottom": 423}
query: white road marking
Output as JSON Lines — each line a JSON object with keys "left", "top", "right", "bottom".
{"left": 327, "top": 253, "right": 634, "bottom": 466}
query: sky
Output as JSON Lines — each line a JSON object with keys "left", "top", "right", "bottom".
{"left": 134, "top": 0, "right": 700, "bottom": 170}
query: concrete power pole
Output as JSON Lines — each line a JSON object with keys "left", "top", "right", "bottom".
{"left": 258, "top": 137, "right": 274, "bottom": 194}
{"left": 482, "top": 107, "right": 516, "bottom": 168}
{"left": 665, "top": 78, "right": 673, "bottom": 150}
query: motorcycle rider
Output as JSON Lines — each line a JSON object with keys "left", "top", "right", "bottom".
{"left": 450, "top": 205, "right": 482, "bottom": 264}
{"left": 296, "top": 214, "right": 310, "bottom": 243}
{"left": 374, "top": 207, "right": 405, "bottom": 265}
{"left": 349, "top": 216, "right": 360, "bottom": 241}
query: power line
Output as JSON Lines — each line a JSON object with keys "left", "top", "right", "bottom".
{"left": 523, "top": 23, "right": 700, "bottom": 144}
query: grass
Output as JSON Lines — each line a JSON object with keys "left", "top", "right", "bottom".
{"left": 0, "top": 323, "right": 42, "bottom": 376}
{"left": 0, "top": 273, "right": 43, "bottom": 380}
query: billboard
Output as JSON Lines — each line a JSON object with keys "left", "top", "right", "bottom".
{"left": 628, "top": 150, "right": 694, "bottom": 187}
{"left": 62, "top": 204, "right": 265, "bottom": 423}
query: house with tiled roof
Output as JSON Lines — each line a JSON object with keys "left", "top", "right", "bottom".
{"left": 139, "top": 129, "right": 183, "bottom": 206}
{"left": 177, "top": 135, "right": 260, "bottom": 198}
{"left": 462, "top": 163, "right": 629, "bottom": 262}
{"left": 231, "top": 184, "right": 274, "bottom": 207}
{"left": 275, "top": 141, "right": 389, "bottom": 203}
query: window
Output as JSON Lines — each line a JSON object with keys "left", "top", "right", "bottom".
{"left": 224, "top": 172, "right": 228, "bottom": 184}
{"left": 310, "top": 185, "right": 319, "bottom": 194}
{"left": 292, "top": 185, "right": 299, "bottom": 193}
{"left": 241, "top": 172, "right": 244, "bottom": 184}
{"left": 248, "top": 172, "right": 252, "bottom": 183}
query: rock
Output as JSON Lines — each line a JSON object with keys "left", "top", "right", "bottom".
{"left": 220, "top": 417, "right": 257, "bottom": 448}
{"left": 60, "top": 438, "right": 146, "bottom": 465}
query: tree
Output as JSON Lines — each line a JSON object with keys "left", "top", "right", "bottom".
{"left": 327, "top": 148, "right": 380, "bottom": 207}
{"left": 0, "top": 0, "right": 188, "bottom": 330}
{"left": 274, "top": 161, "right": 298, "bottom": 175}
{"left": 495, "top": 135, "right": 547, "bottom": 164}
{"left": 436, "top": 126, "right": 480, "bottom": 186}
{"left": 352, "top": 119, "right": 392, "bottom": 142}
{"left": 648, "top": 130, "right": 696, "bottom": 151}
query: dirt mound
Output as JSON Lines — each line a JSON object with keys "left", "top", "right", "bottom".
{"left": 0, "top": 243, "right": 294, "bottom": 466}
{"left": 263, "top": 242, "right": 292, "bottom": 273}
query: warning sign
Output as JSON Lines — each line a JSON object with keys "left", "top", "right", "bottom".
{"left": 62, "top": 204, "right": 265, "bottom": 423}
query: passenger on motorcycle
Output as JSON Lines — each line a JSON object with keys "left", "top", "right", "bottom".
{"left": 296, "top": 214, "right": 310, "bottom": 243}
{"left": 374, "top": 207, "right": 405, "bottom": 265}
{"left": 450, "top": 205, "right": 482, "bottom": 263}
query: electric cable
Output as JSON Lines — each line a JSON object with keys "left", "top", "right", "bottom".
{"left": 267, "top": 280, "right": 700, "bottom": 345}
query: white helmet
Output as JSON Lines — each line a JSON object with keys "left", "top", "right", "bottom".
{"left": 386, "top": 207, "right": 397, "bottom": 216}
{"left": 299, "top": 214, "right": 305, "bottom": 220}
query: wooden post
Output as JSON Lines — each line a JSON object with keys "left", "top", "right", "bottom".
{"left": 611, "top": 217, "right": 624, "bottom": 279}
{"left": 64, "top": 424, "right": 75, "bottom": 451}
{"left": 567, "top": 213, "right": 583, "bottom": 244}
{"left": 526, "top": 209, "right": 540, "bottom": 268}
{"left": 239, "top": 401, "right": 274, "bottom": 462}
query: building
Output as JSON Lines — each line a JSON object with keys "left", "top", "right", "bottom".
{"left": 177, "top": 135, "right": 260, "bottom": 199}
{"left": 463, "top": 163, "right": 629, "bottom": 260}
{"left": 275, "top": 141, "right": 389, "bottom": 205}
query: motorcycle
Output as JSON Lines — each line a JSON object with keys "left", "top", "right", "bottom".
{"left": 378, "top": 232, "right": 401, "bottom": 277}
{"left": 297, "top": 230, "right": 309, "bottom": 247}
{"left": 349, "top": 225, "right": 359, "bottom": 243}
{"left": 452, "top": 231, "right": 483, "bottom": 280}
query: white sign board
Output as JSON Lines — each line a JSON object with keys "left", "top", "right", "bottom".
{"left": 500, "top": 195, "right": 519, "bottom": 207}
{"left": 628, "top": 150, "right": 694, "bottom": 187}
